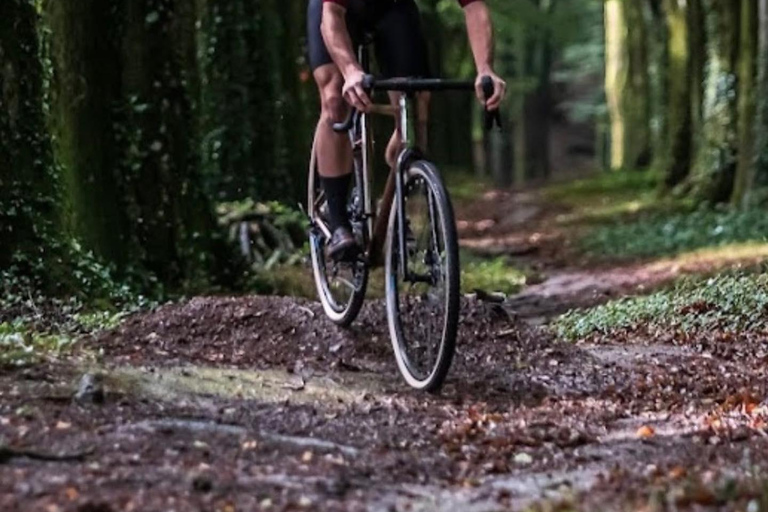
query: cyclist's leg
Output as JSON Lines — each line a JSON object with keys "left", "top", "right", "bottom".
{"left": 373, "top": 0, "right": 432, "bottom": 165}
{"left": 307, "top": 0, "right": 359, "bottom": 256}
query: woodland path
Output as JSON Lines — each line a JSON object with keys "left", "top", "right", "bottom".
{"left": 2, "top": 189, "right": 768, "bottom": 512}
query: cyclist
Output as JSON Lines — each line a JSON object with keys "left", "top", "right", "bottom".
{"left": 309, "top": 0, "right": 506, "bottom": 260}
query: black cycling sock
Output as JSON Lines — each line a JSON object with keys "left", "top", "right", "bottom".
{"left": 322, "top": 174, "right": 352, "bottom": 231}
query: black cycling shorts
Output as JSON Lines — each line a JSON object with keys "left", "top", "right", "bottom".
{"left": 307, "top": 0, "right": 430, "bottom": 78}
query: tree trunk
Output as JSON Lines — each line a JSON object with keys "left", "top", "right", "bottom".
{"left": 604, "top": 0, "right": 651, "bottom": 171}
{"left": 0, "top": 0, "right": 59, "bottom": 274}
{"left": 689, "top": 0, "right": 706, "bottom": 144}
{"left": 730, "top": 0, "right": 758, "bottom": 205}
{"left": 690, "top": 0, "right": 740, "bottom": 204}
{"left": 753, "top": 0, "right": 768, "bottom": 191}
{"left": 46, "top": 0, "right": 128, "bottom": 264}
{"left": 660, "top": 0, "right": 692, "bottom": 188}
{"left": 648, "top": 0, "right": 668, "bottom": 170}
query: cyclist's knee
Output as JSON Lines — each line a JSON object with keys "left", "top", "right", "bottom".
{"left": 320, "top": 91, "right": 346, "bottom": 124}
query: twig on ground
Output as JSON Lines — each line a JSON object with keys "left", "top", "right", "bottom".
{"left": 121, "top": 419, "right": 359, "bottom": 457}
{"left": 0, "top": 445, "right": 94, "bottom": 464}
{"left": 296, "top": 306, "right": 315, "bottom": 318}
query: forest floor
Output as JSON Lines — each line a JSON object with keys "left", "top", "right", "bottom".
{"left": 4, "top": 174, "right": 768, "bottom": 511}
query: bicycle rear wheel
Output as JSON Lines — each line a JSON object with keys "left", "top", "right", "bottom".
{"left": 308, "top": 142, "right": 368, "bottom": 327}
{"left": 385, "top": 160, "right": 460, "bottom": 392}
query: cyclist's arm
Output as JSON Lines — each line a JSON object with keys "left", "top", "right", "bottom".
{"left": 462, "top": 1, "right": 506, "bottom": 110}
{"left": 321, "top": 2, "right": 372, "bottom": 112}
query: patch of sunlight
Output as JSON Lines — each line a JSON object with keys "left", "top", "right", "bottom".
{"left": 461, "top": 253, "right": 527, "bottom": 295}
{"left": 106, "top": 365, "right": 393, "bottom": 407}
{"left": 555, "top": 196, "right": 658, "bottom": 226}
{"left": 649, "top": 242, "right": 768, "bottom": 272}
{"left": 544, "top": 169, "right": 659, "bottom": 205}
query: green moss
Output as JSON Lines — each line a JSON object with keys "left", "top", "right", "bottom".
{"left": 554, "top": 272, "right": 768, "bottom": 340}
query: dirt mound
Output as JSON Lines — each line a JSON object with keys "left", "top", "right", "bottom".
{"left": 96, "top": 296, "right": 508, "bottom": 368}
{"left": 93, "top": 294, "right": 591, "bottom": 403}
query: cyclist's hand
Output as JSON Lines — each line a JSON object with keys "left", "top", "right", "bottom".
{"left": 343, "top": 69, "right": 373, "bottom": 113}
{"left": 475, "top": 71, "right": 506, "bottom": 111}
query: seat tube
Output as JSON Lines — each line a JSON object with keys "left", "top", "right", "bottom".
{"left": 396, "top": 95, "right": 415, "bottom": 277}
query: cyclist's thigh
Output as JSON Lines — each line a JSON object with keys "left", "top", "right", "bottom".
{"left": 373, "top": 0, "right": 430, "bottom": 78}
{"left": 307, "top": 0, "right": 363, "bottom": 72}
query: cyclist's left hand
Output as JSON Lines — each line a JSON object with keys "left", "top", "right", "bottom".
{"left": 475, "top": 71, "right": 506, "bottom": 111}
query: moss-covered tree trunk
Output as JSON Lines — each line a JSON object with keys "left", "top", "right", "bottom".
{"left": 0, "top": 0, "right": 59, "bottom": 274}
{"left": 46, "top": 0, "right": 128, "bottom": 265}
{"left": 688, "top": 0, "right": 706, "bottom": 147}
{"left": 661, "top": 0, "right": 692, "bottom": 188}
{"left": 604, "top": 0, "right": 651, "bottom": 171}
{"left": 197, "top": 0, "right": 290, "bottom": 202}
{"left": 648, "top": 0, "right": 668, "bottom": 170}
{"left": 730, "top": 0, "right": 758, "bottom": 205}
{"left": 120, "top": 0, "right": 232, "bottom": 287}
{"left": 753, "top": 0, "right": 768, "bottom": 190}
{"left": 690, "top": 0, "right": 740, "bottom": 204}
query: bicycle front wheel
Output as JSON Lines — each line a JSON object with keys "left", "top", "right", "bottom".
{"left": 385, "top": 160, "right": 460, "bottom": 392}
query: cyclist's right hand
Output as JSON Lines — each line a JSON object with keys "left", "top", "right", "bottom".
{"left": 342, "top": 68, "right": 373, "bottom": 113}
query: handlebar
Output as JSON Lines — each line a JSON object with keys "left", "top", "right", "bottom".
{"left": 332, "top": 75, "right": 502, "bottom": 133}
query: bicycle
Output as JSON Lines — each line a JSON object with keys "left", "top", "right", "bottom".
{"left": 308, "top": 40, "right": 500, "bottom": 392}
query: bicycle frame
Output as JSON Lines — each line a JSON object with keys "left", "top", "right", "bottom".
{"left": 348, "top": 45, "right": 425, "bottom": 272}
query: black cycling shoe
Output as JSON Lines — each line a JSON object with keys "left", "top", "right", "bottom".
{"left": 326, "top": 226, "right": 359, "bottom": 262}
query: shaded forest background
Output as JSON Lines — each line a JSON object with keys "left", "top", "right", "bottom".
{"left": 2, "top": 0, "right": 768, "bottom": 301}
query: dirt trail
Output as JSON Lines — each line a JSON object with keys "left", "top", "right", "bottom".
{"left": 3, "top": 189, "right": 768, "bottom": 511}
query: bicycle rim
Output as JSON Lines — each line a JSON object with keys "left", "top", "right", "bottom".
{"left": 385, "top": 160, "right": 460, "bottom": 392}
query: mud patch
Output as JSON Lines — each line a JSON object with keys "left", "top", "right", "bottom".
{"left": 107, "top": 365, "right": 395, "bottom": 408}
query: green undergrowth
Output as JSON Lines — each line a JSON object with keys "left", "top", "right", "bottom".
{"left": 1, "top": 241, "right": 157, "bottom": 366}
{"left": 555, "top": 272, "right": 768, "bottom": 341}
{"left": 461, "top": 253, "right": 527, "bottom": 295}
{"left": 445, "top": 169, "right": 492, "bottom": 203}
{"left": 580, "top": 206, "right": 768, "bottom": 260}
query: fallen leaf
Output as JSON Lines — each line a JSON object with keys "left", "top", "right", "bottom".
{"left": 669, "top": 466, "right": 687, "bottom": 480}
{"left": 65, "top": 487, "right": 79, "bottom": 501}
{"left": 636, "top": 425, "right": 655, "bottom": 439}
